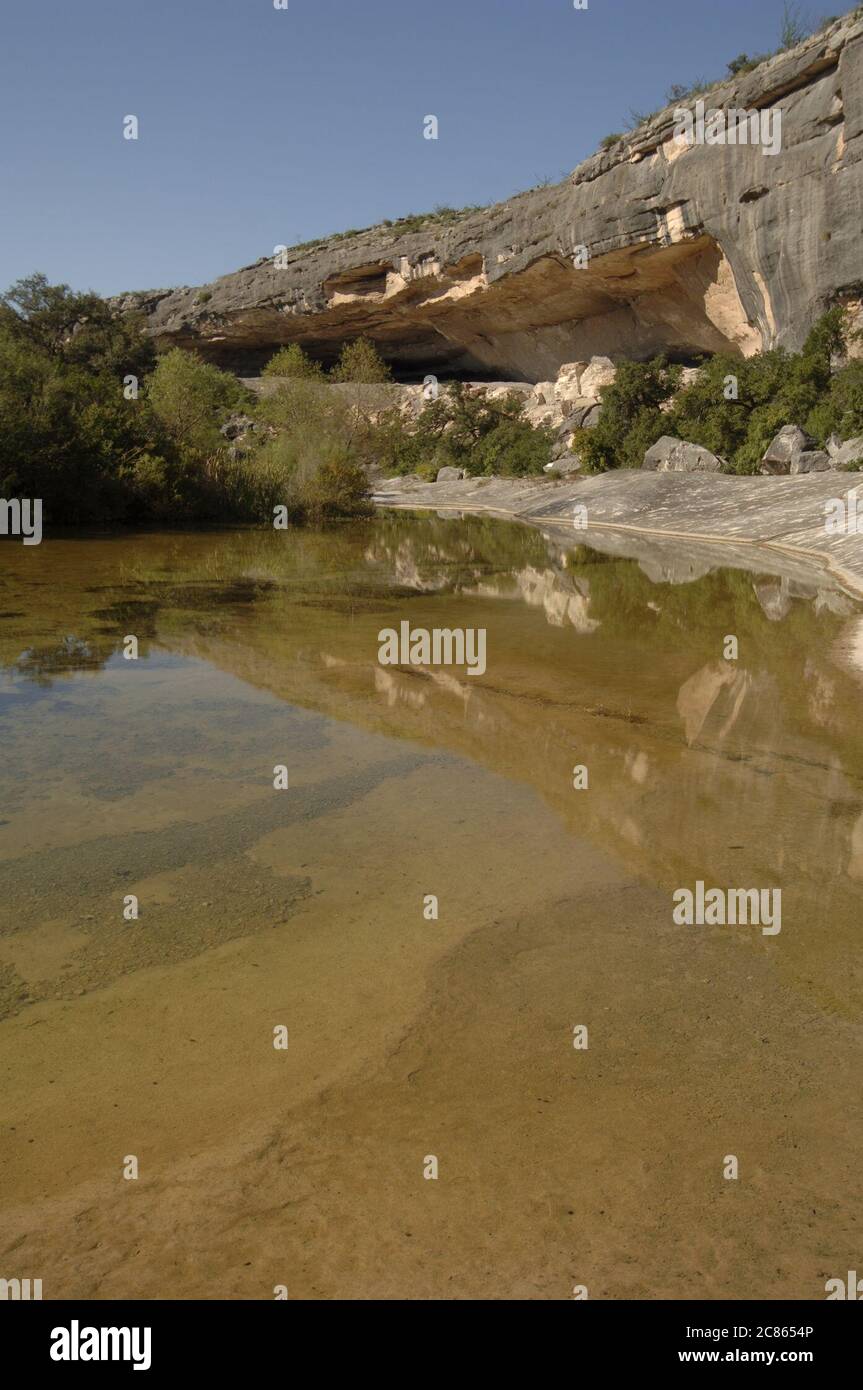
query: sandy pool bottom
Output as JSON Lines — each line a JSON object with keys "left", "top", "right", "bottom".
{"left": 0, "top": 728, "right": 856, "bottom": 1301}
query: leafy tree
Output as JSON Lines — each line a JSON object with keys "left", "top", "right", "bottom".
{"left": 0, "top": 275, "right": 162, "bottom": 521}
{"left": 0, "top": 273, "right": 155, "bottom": 379}
{"left": 368, "top": 383, "right": 552, "bottom": 479}
{"left": 261, "top": 343, "right": 324, "bottom": 380}
{"left": 146, "top": 348, "right": 247, "bottom": 457}
{"left": 576, "top": 357, "right": 682, "bottom": 471}
{"left": 807, "top": 360, "right": 863, "bottom": 444}
{"left": 330, "top": 337, "right": 392, "bottom": 383}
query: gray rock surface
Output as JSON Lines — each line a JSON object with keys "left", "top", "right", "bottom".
{"left": 220, "top": 414, "right": 256, "bottom": 440}
{"left": 643, "top": 436, "right": 725, "bottom": 473}
{"left": 372, "top": 470, "right": 863, "bottom": 600}
{"left": 790, "top": 449, "right": 833, "bottom": 473}
{"left": 828, "top": 434, "right": 863, "bottom": 466}
{"left": 436, "top": 466, "right": 467, "bottom": 482}
{"left": 761, "top": 425, "right": 816, "bottom": 474}
{"left": 544, "top": 455, "right": 584, "bottom": 475}
{"left": 121, "top": 15, "right": 863, "bottom": 380}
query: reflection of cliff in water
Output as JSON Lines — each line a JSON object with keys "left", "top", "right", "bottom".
{"left": 1, "top": 517, "right": 861, "bottom": 1015}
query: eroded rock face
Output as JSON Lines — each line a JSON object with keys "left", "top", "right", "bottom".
{"left": 125, "top": 14, "right": 863, "bottom": 382}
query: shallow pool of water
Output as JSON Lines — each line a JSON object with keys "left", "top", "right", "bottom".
{"left": 1, "top": 517, "right": 861, "bottom": 1299}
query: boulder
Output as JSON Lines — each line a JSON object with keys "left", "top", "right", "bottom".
{"left": 523, "top": 401, "right": 560, "bottom": 429}
{"left": 531, "top": 381, "right": 557, "bottom": 406}
{"left": 480, "top": 382, "right": 533, "bottom": 404}
{"left": 436, "top": 466, "right": 467, "bottom": 482}
{"left": 827, "top": 434, "right": 863, "bottom": 468}
{"left": 760, "top": 425, "right": 814, "bottom": 474}
{"left": 642, "top": 436, "right": 725, "bottom": 473}
{"left": 220, "top": 413, "right": 256, "bottom": 440}
{"left": 579, "top": 356, "right": 617, "bottom": 398}
{"left": 544, "top": 454, "right": 583, "bottom": 474}
{"left": 789, "top": 450, "right": 832, "bottom": 474}
{"left": 559, "top": 403, "right": 599, "bottom": 433}
{"left": 554, "top": 362, "right": 588, "bottom": 412}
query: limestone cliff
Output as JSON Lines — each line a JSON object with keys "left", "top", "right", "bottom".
{"left": 127, "top": 13, "right": 863, "bottom": 381}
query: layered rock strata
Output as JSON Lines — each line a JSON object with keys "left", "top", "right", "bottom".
{"left": 122, "top": 14, "right": 863, "bottom": 381}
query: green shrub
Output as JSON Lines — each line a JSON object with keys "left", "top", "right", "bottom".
{"left": 366, "top": 382, "right": 553, "bottom": 478}
{"left": 576, "top": 357, "right": 682, "bottom": 471}
{"left": 304, "top": 454, "right": 373, "bottom": 519}
{"left": 330, "top": 337, "right": 392, "bottom": 384}
{"left": 666, "top": 352, "right": 787, "bottom": 472}
{"left": 0, "top": 274, "right": 161, "bottom": 522}
{"left": 146, "top": 348, "right": 248, "bottom": 458}
{"left": 249, "top": 375, "right": 372, "bottom": 521}
{"left": 262, "top": 343, "right": 324, "bottom": 380}
{"left": 727, "top": 52, "right": 768, "bottom": 76}
{"left": 652, "top": 308, "right": 858, "bottom": 474}
{"left": 807, "top": 360, "right": 863, "bottom": 442}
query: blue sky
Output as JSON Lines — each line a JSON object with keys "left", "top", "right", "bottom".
{"left": 0, "top": 0, "right": 837, "bottom": 296}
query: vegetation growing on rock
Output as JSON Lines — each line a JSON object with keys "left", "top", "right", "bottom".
{"left": 573, "top": 310, "right": 863, "bottom": 474}
{"left": 7, "top": 267, "right": 863, "bottom": 529}
{"left": 369, "top": 382, "right": 554, "bottom": 481}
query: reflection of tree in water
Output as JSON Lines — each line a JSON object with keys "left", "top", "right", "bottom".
{"left": 3, "top": 584, "right": 276, "bottom": 688}
{"left": 13, "top": 634, "right": 117, "bottom": 685}
{"left": 364, "top": 513, "right": 555, "bottom": 593}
